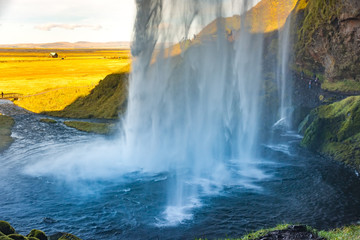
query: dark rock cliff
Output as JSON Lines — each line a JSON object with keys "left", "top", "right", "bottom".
{"left": 293, "top": 0, "right": 360, "bottom": 91}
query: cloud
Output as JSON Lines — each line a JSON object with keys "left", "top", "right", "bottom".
{"left": 35, "top": 23, "right": 102, "bottom": 31}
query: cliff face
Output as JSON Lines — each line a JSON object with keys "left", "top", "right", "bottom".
{"left": 294, "top": 0, "right": 360, "bottom": 89}
{"left": 300, "top": 96, "right": 360, "bottom": 172}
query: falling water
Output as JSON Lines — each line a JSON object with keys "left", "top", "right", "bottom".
{"left": 24, "top": 0, "right": 294, "bottom": 226}
{"left": 274, "top": 9, "right": 293, "bottom": 130}
{"left": 125, "top": 0, "right": 265, "bottom": 224}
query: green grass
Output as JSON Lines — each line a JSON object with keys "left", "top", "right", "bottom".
{"left": 39, "top": 118, "right": 57, "bottom": 124}
{"left": 322, "top": 79, "right": 360, "bottom": 93}
{"left": 45, "top": 72, "right": 128, "bottom": 119}
{"left": 197, "top": 224, "right": 291, "bottom": 240}
{"left": 301, "top": 96, "right": 360, "bottom": 171}
{"left": 309, "top": 225, "right": 360, "bottom": 240}
{"left": 0, "top": 115, "right": 15, "bottom": 152}
{"left": 64, "top": 121, "right": 114, "bottom": 135}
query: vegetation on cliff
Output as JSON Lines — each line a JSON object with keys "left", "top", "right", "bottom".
{"left": 300, "top": 96, "right": 360, "bottom": 171}
{"left": 45, "top": 68, "right": 129, "bottom": 119}
{"left": 64, "top": 121, "right": 114, "bottom": 135}
{"left": 0, "top": 221, "right": 81, "bottom": 240}
{"left": 0, "top": 115, "right": 14, "bottom": 152}
{"left": 293, "top": 0, "right": 360, "bottom": 92}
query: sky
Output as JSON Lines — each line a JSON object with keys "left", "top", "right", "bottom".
{"left": 0, "top": 0, "right": 262, "bottom": 45}
{"left": 0, "top": 0, "right": 136, "bottom": 44}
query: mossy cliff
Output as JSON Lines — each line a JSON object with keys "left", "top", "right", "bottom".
{"left": 0, "top": 115, "right": 14, "bottom": 152}
{"left": 292, "top": 0, "right": 360, "bottom": 92}
{"left": 300, "top": 96, "right": 360, "bottom": 171}
{"left": 0, "top": 221, "right": 82, "bottom": 240}
{"left": 45, "top": 72, "right": 128, "bottom": 119}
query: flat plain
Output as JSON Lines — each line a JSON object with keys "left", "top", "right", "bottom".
{"left": 0, "top": 48, "right": 131, "bottom": 112}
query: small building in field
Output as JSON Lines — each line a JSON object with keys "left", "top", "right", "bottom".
{"left": 49, "top": 52, "right": 58, "bottom": 58}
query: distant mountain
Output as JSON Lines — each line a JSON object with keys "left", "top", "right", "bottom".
{"left": 0, "top": 41, "right": 131, "bottom": 49}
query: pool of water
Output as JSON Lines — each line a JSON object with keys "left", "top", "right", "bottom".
{"left": 1, "top": 113, "right": 360, "bottom": 240}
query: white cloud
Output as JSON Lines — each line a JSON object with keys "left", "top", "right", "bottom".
{"left": 35, "top": 23, "right": 102, "bottom": 31}
{"left": 0, "top": 0, "right": 136, "bottom": 44}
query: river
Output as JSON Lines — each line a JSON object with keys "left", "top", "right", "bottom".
{"left": 1, "top": 102, "right": 360, "bottom": 239}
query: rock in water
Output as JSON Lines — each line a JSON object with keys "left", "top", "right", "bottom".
{"left": 0, "top": 221, "right": 16, "bottom": 235}
{"left": 27, "top": 229, "right": 47, "bottom": 240}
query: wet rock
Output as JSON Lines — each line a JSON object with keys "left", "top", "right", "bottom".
{"left": 58, "top": 233, "right": 82, "bottom": 240}
{"left": 27, "top": 229, "right": 47, "bottom": 240}
{"left": 49, "top": 233, "right": 82, "bottom": 240}
{"left": 6, "top": 234, "right": 26, "bottom": 240}
{"left": 0, "top": 221, "right": 16, "bottom": 235}
{"left": 42, "top": 217, "right": 57, "bottom": 224}
{"left": 256, "top": 225, "right": 325, "bottom": 240}
{"left": 0, "top": 236, "right": 13, "bottom": 240}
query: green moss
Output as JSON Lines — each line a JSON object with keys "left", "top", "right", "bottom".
{"left": 64, "top": 121, "right": 114, "bottom": 135}
{"left": 296, "top": 0, "right": 341, "bottom": 58}
{"left": 45, "top": 73, "right": 128, "bottom": 119}
{"left": 307, "top": 225, "right": 360, "bottom": 240}
{"left": 7, "top": 234, "right": 26, "bottom": 240}
{"left": 239, "top": 224, "right": 290, "bottom": 240}
{"left": 322, "top": 79, "right": 360, "bottom": 93}
{"left": 197, "top": 224, "right": 291, "bottom": 240}
{"left": 39, "top": 118, "right": 57, "bottom": 124}
{"left": 26, "top": 230, "right": 46, "bottom": 240}
{"left": 301, "top": 96, "right": 360, "bottom": 171}
{"left": 0, "top": 236, "right": 12, "bottom": 240}
{"left": 0, "top": 221, "right": 16, "bottom": 235}
{"left": 58, "top": 233, "right": 82, "bottom": 240}
{"left": 0, "top": 116, "right": 15, "bottom": 152}
{"left": 0, "top": 116, "right": 14, "bottom": 136}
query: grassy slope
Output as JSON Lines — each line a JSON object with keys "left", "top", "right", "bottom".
{"left": 64, "top": 121, "right": 114, "bottom": 135}
{"left": 0, "top": 48, "right": 130, "bottom": 113}
{"left": 301, "top": 96, "right": 360, "bottom": 171}
{"left": 0, "top": 115, "right": 14, "bottom": 152}
{"left": 45, "top": 66, "right": 129, "bottom": 119}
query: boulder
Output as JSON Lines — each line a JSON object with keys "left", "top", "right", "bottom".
{"left": 0, "top": 221, "right": 16, "bottom": 235}
{"left": 27, "top": 230, "right": 47, "bottom": 240}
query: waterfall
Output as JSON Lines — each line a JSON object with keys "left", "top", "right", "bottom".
{"left": 24, "top": 0, "right": 295, "bottom": 226}
{"left": 125, "top": 0, "right": 266, "bottom": 224}
{"left": 274, "top": 6, "right": 293, "bottom": 130}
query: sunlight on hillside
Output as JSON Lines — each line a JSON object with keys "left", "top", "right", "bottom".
{"left": 0, "top": 49, "right": 131, "bottom": 112}
{"left": 163, "top": 0, "right": 299, "bottom": 58}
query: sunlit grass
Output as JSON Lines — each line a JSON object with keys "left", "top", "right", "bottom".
{"left": 64, "top": 121, "right": 114, "bottom": 134}
{"left": 322, "top": 79, "right": 360, "bottom": 93}
{"left": 312, "top": 225, "right": 360, "bottom": 240}
{"left": 0, "top": 48, "right": 131, "bottom": 112}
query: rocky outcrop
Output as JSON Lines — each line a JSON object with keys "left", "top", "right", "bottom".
{"left": 0, "top": 221, "right": 82, "bottom": 240}
{"left": 300, "top": 96, "right": 360, "bottom": 171}
{"left": 294, "top": 0, "right": 360, "bottom": 88}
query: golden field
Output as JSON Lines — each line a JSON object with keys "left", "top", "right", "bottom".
{"left": 0, "top": 48, "right": 131, "bottom": 113}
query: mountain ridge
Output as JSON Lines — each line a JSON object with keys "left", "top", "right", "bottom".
{"left": 0, "top": 41, "right": 131, "bottom": 49}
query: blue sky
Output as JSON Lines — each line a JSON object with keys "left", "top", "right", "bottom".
{"left": 0, "top": 0, "right": 136, "bottom": 44}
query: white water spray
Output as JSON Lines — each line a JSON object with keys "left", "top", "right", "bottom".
{"left": 274, "top": 7, "right": 293, "bottom": 130}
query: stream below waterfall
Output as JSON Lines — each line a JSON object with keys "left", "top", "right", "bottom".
{"left": 1, "top": 107, "right": 360, "bottom": 240}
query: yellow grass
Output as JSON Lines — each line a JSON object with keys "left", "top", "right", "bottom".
{"left": 0, "top": 48, "right": 131, "bottom": 113}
